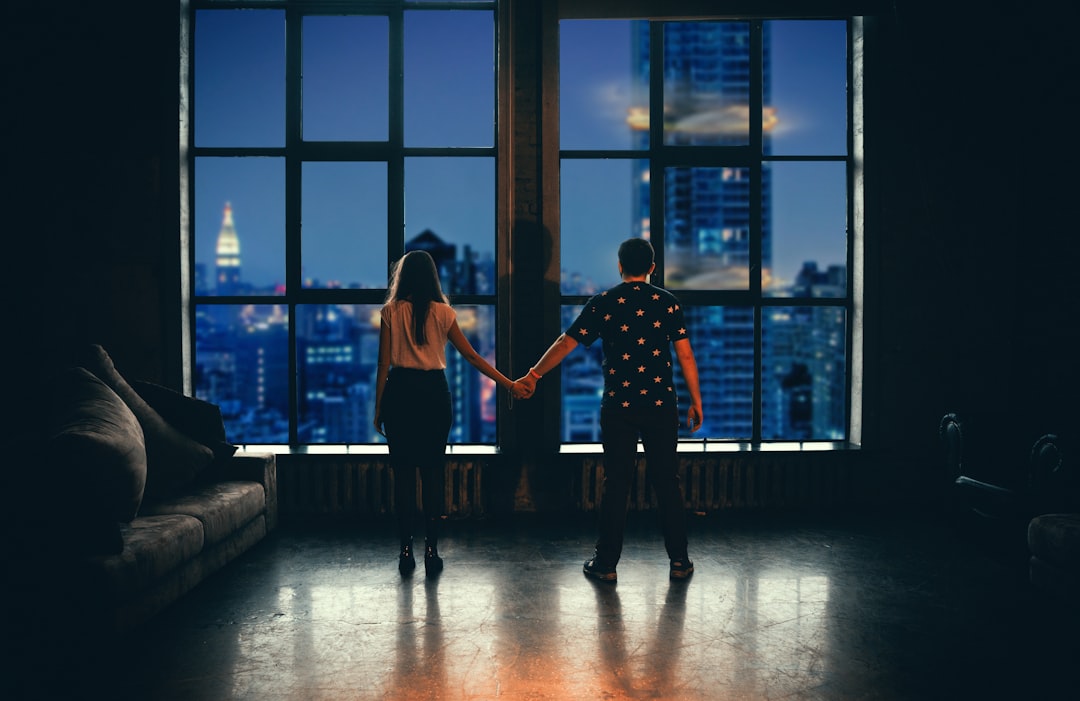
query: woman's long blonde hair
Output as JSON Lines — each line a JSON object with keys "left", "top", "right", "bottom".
{"left": 385, "top": 250, "right": 449, "bottom": 345}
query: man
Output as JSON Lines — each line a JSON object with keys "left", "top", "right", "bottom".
{"left": 517, "top": 238, "right": 703, "bottom": 583}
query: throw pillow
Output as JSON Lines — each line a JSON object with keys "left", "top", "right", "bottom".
{"left": 132, "top": 379, "right": 239, "bottom": 467}
{"left": 78, "top": 344, "right": 214, "bottom": 501}
{"left": 46, "top": 367, "right": 147, "bottom": 554}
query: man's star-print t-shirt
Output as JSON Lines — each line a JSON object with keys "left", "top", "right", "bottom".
{"left": 565, "top": 281, "right": 689, "bottom": 411}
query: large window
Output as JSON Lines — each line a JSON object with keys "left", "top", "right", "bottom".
{"left": 184, "top": 2, "right": 861, "bottom": 450}
{"left": 559, "top": 18, "right": 856, "bottom": 443}
{"left": 187, "top": 1, "right": 497, "bottom": 445}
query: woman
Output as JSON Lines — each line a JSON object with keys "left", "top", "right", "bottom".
{"left": 374, "top": 250, "right": 520, "bottom": 577}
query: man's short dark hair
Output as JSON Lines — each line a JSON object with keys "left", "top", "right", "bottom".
{"left": 618, "top": 238, "right": 655, "bottom": 277}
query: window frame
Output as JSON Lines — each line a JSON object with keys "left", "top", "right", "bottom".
{"left": 182, "top": 0, "right": 502, "bottom": 448}
{"left": 550, "top": 5, "right": 863, "bottom": 448}
{"left": 180, "top": 0, "right": 865, "bottom": 453}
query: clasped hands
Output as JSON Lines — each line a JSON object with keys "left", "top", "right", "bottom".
{"left": 509, "top": 373, "right": 538, "bottom": 400}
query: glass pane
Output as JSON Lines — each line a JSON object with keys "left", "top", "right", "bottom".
{"left": 663, "top": 22, "right": 750, "bottom": 147}
{"left": 762, "top": 306, "right": 847, "bottom": 440}
{"left": 682, "top": 306, "right": 755, "bottom": 440}
{"left": 561, "top": 159, "right": 637, "bottom": 294}
{"left": 404, "top": 157, "right": 494, "bottom": 295}
{"left": 560, "top": 20, "right": 643, "bottom": 150}
{"left": 297, "top": 304, "right": 383, "bottom": 444}
{"left": 195, "top": 157, "right": 285, "bottom": 295}
{"left": 765, "top": 161, "right": 846, "bottom": 297}
{"left": 303, "top": 16, "right": 389, "bottom": 142}
{"left": 296, "top": 304, "right": 499, "bottom": 445}
{"left": 664, "top": 166, "right": 750, "bottom": 290}
{"left": 301, "top": 162, "right": 388, "bottom": 289}
{"left": 405, "top": 11, "right": 494, "bottom": 147}
{"left": 195, "top": 304, "right": 290, "bottom": 444}
{"left": 194, "top": 10, "right": 284, "bottom": 147}
{"left": 767, "top": 20, "right": 847, "bottom": 156}
{"left": 446, "top": 305, "right": 498, "bottom": 444}
{"left": 559, "top": 305, "right": 606, "bottom": 443}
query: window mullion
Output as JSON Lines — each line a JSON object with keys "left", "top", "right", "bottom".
{"left": 649, "top": 20, "right": 665, "bottom": 286}
{"left": 750, "top": 19, "right": 764, "bottom": 443}
{"left": 285, "top": 7, "right": 303, "bottom": 446}
{"left": 388, "top": 8, "right": 405, "bottom": 266}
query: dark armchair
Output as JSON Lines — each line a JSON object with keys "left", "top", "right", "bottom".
{"left": 940, "top": 412, "right": 1077, "bottom": 603}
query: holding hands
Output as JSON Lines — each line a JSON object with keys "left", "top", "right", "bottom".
{"left": 511, "top": 371, "right": 537, "bottom": 400}
{"left": 507, "top": 367, "right": 541, "bottom": 400}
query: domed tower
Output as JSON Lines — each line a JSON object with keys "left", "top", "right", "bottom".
{"left": 215, "top": 201, "right": 241, "bottom": 294}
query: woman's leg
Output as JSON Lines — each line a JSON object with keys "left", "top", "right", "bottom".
{"left": 418, "top": 384, "right": 452, "bottom": 545}
{"left": 412, "top": 377, "right": 451, "bottom": 575}
{"left": 383, "top": 377, "right": 418, "bottom": 546}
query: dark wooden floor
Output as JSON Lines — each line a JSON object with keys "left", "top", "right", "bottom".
{"left": 7, "top": 510, "right": 1074, "bottom": 700}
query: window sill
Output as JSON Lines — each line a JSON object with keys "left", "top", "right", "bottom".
{"left": 237, "top": 444, "right": 500, "bottom": 456}
{"left": 239, "top": 441, "right": 860, "bottom": 457}
{"left": 563, "top": 440, "right": 860, "bottom": 454}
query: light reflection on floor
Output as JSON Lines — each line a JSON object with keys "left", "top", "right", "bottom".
{"left": 97, "top": 514, "right": 1069, "bottom": 700}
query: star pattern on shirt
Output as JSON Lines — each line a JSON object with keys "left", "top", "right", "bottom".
{"left": 567, "top": 282, "right": 687, "bottom": 410}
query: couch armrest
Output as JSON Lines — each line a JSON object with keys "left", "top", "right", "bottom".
{"left": 221, "top": 451, "right": 278, "bottom": 532}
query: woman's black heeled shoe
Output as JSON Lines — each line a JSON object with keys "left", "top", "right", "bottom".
{"left": 424, "top": 541, "right": 443, "bottom": 577}
{"left": 398, "top": 539, "right": 416, "bottom": 576}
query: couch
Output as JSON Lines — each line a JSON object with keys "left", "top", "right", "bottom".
{"left": 3, "top": 344, "right": 278, "bottom": 640}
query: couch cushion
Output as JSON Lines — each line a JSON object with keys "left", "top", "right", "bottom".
{"left": 82, "top": 514, "right": 204, "bottom": 601}
{"left": 140, "top": 481, "right": 266, "bottom": 546}
{"left": 47, "top": 367, "right": 147, "bottom": 529}
{"left": 78, "top": 344, "right": 214, "bottom": 501}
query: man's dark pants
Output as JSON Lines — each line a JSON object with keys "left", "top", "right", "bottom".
{"left": 596, "top": 406, "right": 689, "bottom": 567}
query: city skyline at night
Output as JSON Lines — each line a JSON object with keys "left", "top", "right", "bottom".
{"left": 192, "top": 9, "right": 850, "bottom": 445}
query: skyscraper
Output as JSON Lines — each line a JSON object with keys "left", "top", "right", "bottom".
{"left": 215, "top": 201, "right": 242, "bottom": 295}
{"left": 630, "top": 20, "right": 774, "bottom": 439}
